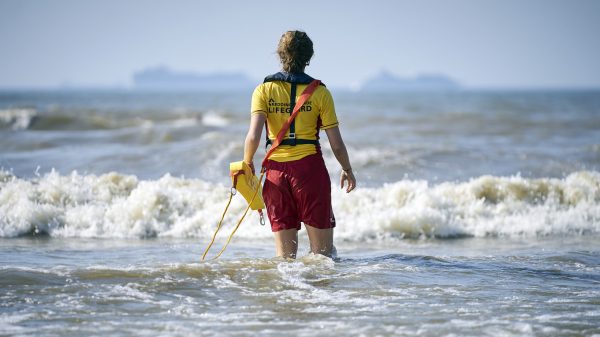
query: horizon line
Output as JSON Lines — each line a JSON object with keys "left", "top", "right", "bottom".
{"left": 1, "top": 84, "right": 600, "bottom": 92}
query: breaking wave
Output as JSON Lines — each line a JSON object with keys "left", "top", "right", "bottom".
{"left": 0, "top": 170, "right": 598, "bottom": 240}
{"left": 0, "top": 108, "right": 232, "bottom": 131}
{"left": 0, "top": 108, "right": 38, "bottom": 130}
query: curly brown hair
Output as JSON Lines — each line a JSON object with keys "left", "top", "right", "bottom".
{"left": 277, "top": 31, "right": 314, "bottom": 73}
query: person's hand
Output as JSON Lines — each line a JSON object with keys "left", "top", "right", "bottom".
{"left": 245, "top": 160, "right": 255, "bottom": 175}
{"left": 340, "top": 168, "right": 356, "bottom": 193}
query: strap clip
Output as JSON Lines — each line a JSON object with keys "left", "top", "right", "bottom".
{"left": 288, "top": 132, "right": 296, "bottom": 139}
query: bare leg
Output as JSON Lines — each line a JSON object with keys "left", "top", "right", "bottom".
{"left": 305, "top": 225, "right": 334, "bottom": 257}
{"left": 274, "top": 228, "right": 298, "bottom": 259}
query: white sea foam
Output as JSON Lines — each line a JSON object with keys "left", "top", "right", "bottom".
{"left": 201, "top": 111, "right": 229, "bottom": 127}
{"left": 333, "top": 171, "right": 600, "bottom": 240}
{"left": 0, "top": 108, "right": 37, "bottom": 130}
{"left": 0, "top": 313, "right": 35, "bottom": 334}
{"left": 0, "top": 169, "right": 598, "bottom": 239}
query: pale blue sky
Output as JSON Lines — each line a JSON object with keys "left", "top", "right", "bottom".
{"left": 1, "top": 0, "right": 599, "bottom": 89}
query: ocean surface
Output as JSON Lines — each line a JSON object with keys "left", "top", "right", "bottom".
{"left": 1, "top": 89, "right": 599, "bottom": 336}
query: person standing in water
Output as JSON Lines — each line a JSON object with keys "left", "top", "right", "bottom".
{"left": 243, "top": 30, "right": 356, "bottom": 258}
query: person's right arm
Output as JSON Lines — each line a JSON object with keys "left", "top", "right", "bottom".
{"left": 325, "top": 126, "right": 356, "bottom": 193}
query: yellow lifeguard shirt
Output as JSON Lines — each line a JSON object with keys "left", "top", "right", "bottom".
{"left": 251, "top": 81, "right": 339, "bottom": 162}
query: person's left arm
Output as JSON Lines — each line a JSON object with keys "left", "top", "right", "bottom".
{"left": 243, "top": 113, "right": 266, "bottom": 173}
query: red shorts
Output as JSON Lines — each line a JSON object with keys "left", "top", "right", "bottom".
{"left": 263, "top": 153, "right": 336, "bottom": 232}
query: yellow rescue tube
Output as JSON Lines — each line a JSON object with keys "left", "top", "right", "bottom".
{"left": 229, "top": 161, "right": 265, "bottom": 210}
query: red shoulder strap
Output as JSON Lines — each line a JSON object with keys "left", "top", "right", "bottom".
{"left": 261, "top": 80, "right": 321, "bottom": 169}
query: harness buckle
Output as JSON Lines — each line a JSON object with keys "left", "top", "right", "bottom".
{"left": 288, "top": 133, "right": 296, "bottom": 139}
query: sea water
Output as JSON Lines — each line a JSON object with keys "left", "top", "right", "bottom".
{"left": 1, "top": 90, "right": 599, "bottom": 336}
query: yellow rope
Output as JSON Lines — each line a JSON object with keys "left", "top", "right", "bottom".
{"left": 201, "top": 190, "right": 234, "bottom": 261}
{"left": 202, "top": 170, "right": 265, "bottom": 261}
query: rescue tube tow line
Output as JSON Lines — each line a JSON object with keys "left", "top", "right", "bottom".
{"left": 201, "top": 162, "right": 266, "bottom": 261}
{"left": 201, "top": 80, "right": 321, "bottom": 261}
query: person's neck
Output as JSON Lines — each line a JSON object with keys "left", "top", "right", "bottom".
{"left": 283, "top": 69, "right": 306, "bottom": 74}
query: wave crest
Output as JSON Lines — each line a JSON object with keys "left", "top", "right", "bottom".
{"left": 0, "top": 170, "right": 598, "bottom": 239}
{"left": 0, "top": 108, "right": 226, "bottom": 131}
{"left": 0, "top": 108, "right": 38, "bottom": 130}
{"left": 333, "top": 171, "right": 599, "bottom": 239}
